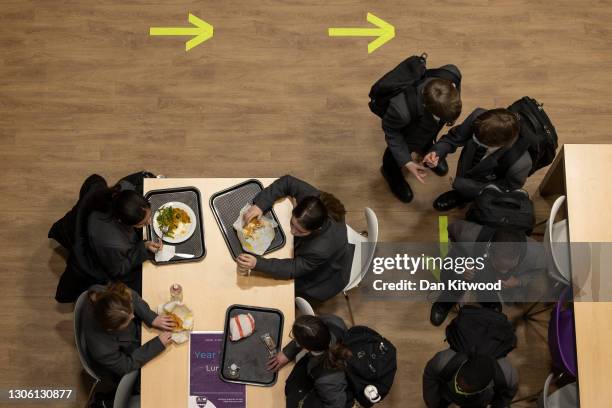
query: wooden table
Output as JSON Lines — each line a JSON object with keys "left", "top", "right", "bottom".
{"left": 140, "top": 178, "right": 295, "bottom": 408}
{"left": 539, "top": 144, "right": 612, "bottom": 407}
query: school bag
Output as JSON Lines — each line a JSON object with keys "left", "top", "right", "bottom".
{"left": 368, "top": 53, "right": 461, "bottom": 119}
{"left": 496, "top": 96, "right": 558, "bottom": 177}
{"left": 465, "top": 185, "right": 535, "bottom": 234}
{"left": 343, "top": 326, "right": 397, "bottom": 407}
{"left": 445, "top": 305, "right": 517, "bottom": 359}
{"left": 439, "top": 352, "right": 509, "bottom": 406}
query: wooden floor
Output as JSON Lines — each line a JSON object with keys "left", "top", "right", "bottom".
{"left": 2, "top": 0, "right": 612, "bottom": 406}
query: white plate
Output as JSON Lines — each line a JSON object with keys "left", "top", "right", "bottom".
{"left": 153, "top": 201, "right": 197, "bottom": 244}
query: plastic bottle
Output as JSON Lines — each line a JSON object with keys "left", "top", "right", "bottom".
{"left": 170, "top": 283, "right": 183, "bottom": 302}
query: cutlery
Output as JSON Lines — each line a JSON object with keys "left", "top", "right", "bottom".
{"left": 174, "top": 253, "right": 195, "bottom": 259}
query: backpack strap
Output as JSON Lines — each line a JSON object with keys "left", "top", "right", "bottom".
{"left": 404, "top": 87, "right": 420, "bottom": 122}
{"left": 475, "top": 225, "right": 496, "bottom": 243}
{"left": 494, "top": 134, "right": 530, "bottom": 179}
{"left": 440, "top": 352, "right": 469, "bottom": 382}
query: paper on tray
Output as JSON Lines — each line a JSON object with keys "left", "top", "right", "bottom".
{"left": 157, "top": 300, "right": 194, "bottom": 344}
{"left": 155, "top": 244, "right": 175, "bottom": 262}
{"left": 233, "top": 204, "right": 278, "bottom": 255}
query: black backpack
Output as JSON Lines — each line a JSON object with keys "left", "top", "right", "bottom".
{"left": 344, "top": 326, "right": 397, "bottom": 407}
{"left": 446, "top": 305, "right": 517, "bottom": 359}
{"left": 368, "top": 54, "right": 461, "bottom": 119}
{"left": 496, "top": 96, "right": 558, "bottom": 177}
{"left": 466, "top": 186, "right": 535, "bottom": 234}
{"left": 439, "top": 352, "right": 509, "bottom": 406}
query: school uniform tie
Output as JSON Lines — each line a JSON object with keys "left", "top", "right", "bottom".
{"left": 471, "top": 144, "right": 488, "bottom": 167}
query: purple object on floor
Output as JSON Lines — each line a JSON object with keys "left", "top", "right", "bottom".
{"left": 548, "top": 288, "right": 578, "bottom": 378}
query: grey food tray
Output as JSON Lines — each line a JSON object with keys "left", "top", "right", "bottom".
{"left": 219, "top": 304, "right": 284, "bottom": 387}
{"left": 209, "top": 179, "right": 286, "bottom": 259}
{"left": 144, "top": 187, "right": 206, "bottom": 265}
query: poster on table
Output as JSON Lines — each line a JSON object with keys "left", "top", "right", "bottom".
{"left": 188, "top": 331, "right": 246, "bottom": 408}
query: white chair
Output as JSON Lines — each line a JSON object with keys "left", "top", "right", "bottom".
{"left": 113, "top": 371, "right": 140, "bottom": 408}
{"left": 295, "top": 297, "right": 315, "bottom": 317}
{"left": 74, "top": 291, "right": 102, "bottom": 406}
{"left": 344, "top": 207, "right": 379, "bottom": 325}
{"left": 537, "top": 373, "right": 578, "bottom": 408}
{"left": 544, "top": 196, "right": 571, "bottom": 285}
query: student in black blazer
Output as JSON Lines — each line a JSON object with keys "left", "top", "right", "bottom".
{"left": 381, "top": 66, "right": 462, "bottom": 203}
{"left": 424, "top": 108, "right": 532, "bottom": 211}
{"left": 87, "top": 186, "right": 162, "bottom": 294}
{"left": 81, "top": 283, "right": 175, "bottom": 384}
{"left": 236, "top": 175, "right": 354, "bottom": 302}
{"left": 270, "top": 315, "right": 353, "bottom": 408}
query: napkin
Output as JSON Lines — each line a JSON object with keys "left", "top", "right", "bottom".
{"left": 155, "top": 244, "right": 176, "bottom": 262}
{"left": 233, "top": 204, "right": 278, "bottom": 255}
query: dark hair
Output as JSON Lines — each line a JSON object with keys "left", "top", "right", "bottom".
{"left": 319, "top": 191, "right": 346, "bottom": 223}
{"left": 473, "top": 109, "right": 519, "bottom": 147}
{"left": 292, "top": 316, "right": 352, "bottom": 370}
{"left": 423, "top": 78, "right": 462, "bottom": 124}
{"left": 89, "top": 282, "right": 134, "bottom": 331}
{"left": 112, "top": 190, "right": 150, "bottom": 226}
{"left": 456, "top": 354, "right": 495, "bottom": 393}
{"left": 489, "top": 228, "right": 526, "bottom": 269}
{"left": 293, "top": 196, "right": 328, "bottom": 231}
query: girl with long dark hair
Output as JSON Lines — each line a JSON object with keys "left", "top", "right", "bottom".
{"left": 236, "top": 175, "right": 353, "bottom": 301}
{"left": 269, "top": 315, "right": 354, "bottom": 408}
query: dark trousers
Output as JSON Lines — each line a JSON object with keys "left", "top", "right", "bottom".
{"left": 382, "top": 148, "right": 405, "bottom": 184}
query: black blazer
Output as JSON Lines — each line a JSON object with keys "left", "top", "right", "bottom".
{"left": 431, "top": 108, "right": 532, "bottom": 199}
{"left": 283, "top": 315, "right": 351, "bottom": 408}
{"left": 81, "top": 285, "right": 165, "bottom": 383}
{"left": 252, "top": 175, "right": 353, "bottom": 301}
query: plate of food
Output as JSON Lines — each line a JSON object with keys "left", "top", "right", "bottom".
{"left": 153, "top": 201, "right": 197, "bottom": 244}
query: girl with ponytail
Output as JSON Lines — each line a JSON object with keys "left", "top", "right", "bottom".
{"left": 236, "top": 175, "right": 353, "bottom": 302}
{"left": 82, "top": 282, "right": 176, "bottom": 383}
{"left": 268, "top": 314, "right": 354, "bottom": 408}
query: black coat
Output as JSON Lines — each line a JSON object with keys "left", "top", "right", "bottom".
{"left": 284, "top": 315, "right": 352, "bottom": 408}
{"left": 253, "top": 175, "right": 353, "bottom": 301}
{"left": 430, "top": 108, "right": 532, "bottom": 199}
{"left": 81, "top": 285, "right": 165, "bottom": 383}
{"left": 382, "top": 65, "right": 462, "bottom": 167}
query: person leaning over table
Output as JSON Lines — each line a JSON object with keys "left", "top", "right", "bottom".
{"left": 87, "top": 183, "right": 162, "bottom": 294}
{"left": 81, "top": 282, "right": 175, "bottom": 387}
{"left": 236, "top": 175, "right": 354, "bottom": 302}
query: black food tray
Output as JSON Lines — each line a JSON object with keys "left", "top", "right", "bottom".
{"left": 209, "top": 179, "right": 286, "bottom": 259}
{"left": 219, "top": 304, "right": 284, "bottom": 387}
{"left": 144, "top": 186, "right": 206, "bottom": 265}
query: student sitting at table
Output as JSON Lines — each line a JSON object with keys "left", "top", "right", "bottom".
{"left": 268, "top": 314, "right": 354, "bottom": 408}
{"left": 87, "top": 186, "right": 162, "bottom": 294}
{"left": 81, "top": 282, "right": 175, "bottom": 388}
{"left": 423, "top": 351, "right": 518, "bottom": 408}
{"left": 430, "top": 220, "right": 546, "bottom": 327}
{"left": 236, "top": 175, "right": 354, "bottom": 302}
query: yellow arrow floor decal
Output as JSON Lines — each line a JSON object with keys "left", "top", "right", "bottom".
{"left": 328, "top": 13, "right": 395, "bottom": 53}
{"left": 150, "top": 13, "right": 213, "bottom": 51}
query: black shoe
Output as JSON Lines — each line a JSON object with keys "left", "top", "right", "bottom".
{"left": 380, "top": 166, "right": 413, "bottom": 203}
{"left": 430, "top": 302, "right": 453, "bottom": 326}
{"left": 431, "top": 157, "right": 449, "bottom": 177}
{"left": 433, "top": 190, "right": 464, "bottom": 212}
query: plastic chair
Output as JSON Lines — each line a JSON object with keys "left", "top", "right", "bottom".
{"left": 295, "top": 297, "right": 315, "bottom": 316}
{"left": 74, "top": 291, "right": 102, "bottom": 406}
{"left": 113, "top": 371, "right": 140, "bottom": 408}
{"left": 344, "top": 208, "right": 379, "bottom": 325}
{"left": 548, "top": 288, "right": 577, "bottom": 378}
{"left": 544, "top": 196, "right": 571, "bottom": 285}
{"left": 537, "top": 373, "right": 578, "bottom": 408}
